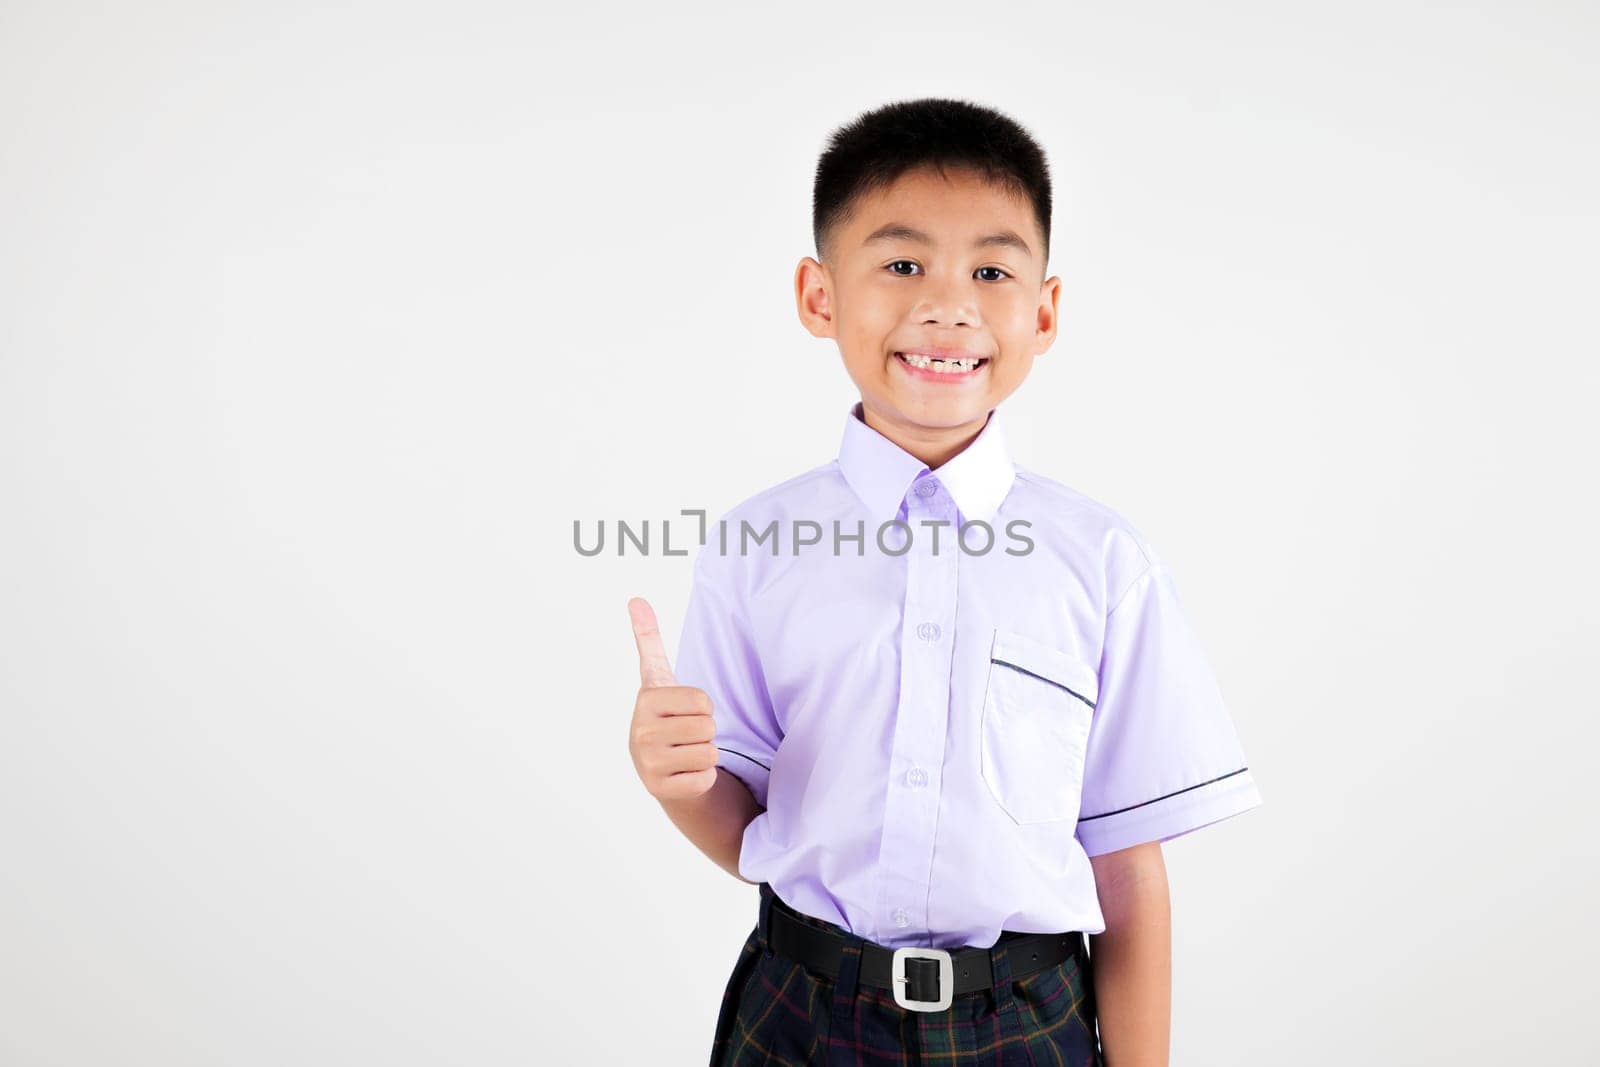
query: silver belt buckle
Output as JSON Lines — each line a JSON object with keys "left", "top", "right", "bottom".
{"left": 891, "top": 946, "right": 954, "bottom": 1012}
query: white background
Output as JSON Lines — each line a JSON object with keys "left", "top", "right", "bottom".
{"left": 3, "top": 2, "right": 1596, "bottom": 1063}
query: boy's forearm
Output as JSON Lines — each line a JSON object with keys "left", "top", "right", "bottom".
{"left": 1088, "top": 843, "right": 1172, "bottom": 1067}
{"left": 658, "top": 766, "right": 764, "bottom": 883}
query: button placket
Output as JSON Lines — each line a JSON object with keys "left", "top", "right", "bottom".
{"left": 874, "top": 483, "right": 959, "bottom": 943}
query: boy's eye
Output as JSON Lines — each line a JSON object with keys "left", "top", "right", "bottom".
{"left": 886, "top": 260, "right": 1011, "bottom": 281}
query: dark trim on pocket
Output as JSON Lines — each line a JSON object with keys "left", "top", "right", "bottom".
{"left": 1077, "top": 767, "right": 1249, "bottom": 821}
{"left": 717, "top": 745, "right": 771, "bottom": 771}
{"left": 990, "top": 656, "right": 1096, "bottom": 709}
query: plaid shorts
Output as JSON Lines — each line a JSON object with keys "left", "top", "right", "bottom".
{"left": 710, "top": 882, "right": 1104, "bottom": 1066}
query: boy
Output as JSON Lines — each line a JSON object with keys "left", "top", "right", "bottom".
{"left": 627, "top": 97, "right": 1262, "bottom": 1066}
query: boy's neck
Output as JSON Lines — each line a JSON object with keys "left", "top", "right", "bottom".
{"left": 859, "top": 401, "right": 990, "bottom": 470}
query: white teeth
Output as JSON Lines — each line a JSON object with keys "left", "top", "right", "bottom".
{"left": 898, "top": 352, "right": 981, "bottom": 373}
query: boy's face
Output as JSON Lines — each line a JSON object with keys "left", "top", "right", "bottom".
{"left": 796, "top": 165, "right": 1061, "bottom": 461}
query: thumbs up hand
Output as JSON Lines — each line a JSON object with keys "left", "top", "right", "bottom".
{"left": 628, "top": 596, "right": 720, "bottom": 801}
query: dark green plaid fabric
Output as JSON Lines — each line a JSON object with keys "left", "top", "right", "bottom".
{"left": 710, "top": 883, "right": 1104, "bottom": 1066}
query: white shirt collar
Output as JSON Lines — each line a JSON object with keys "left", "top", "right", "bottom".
{"left": 835, "top": 401, "right": 1017, "bottom": 525}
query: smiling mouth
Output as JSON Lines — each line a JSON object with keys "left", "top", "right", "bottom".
{"left": 894, "top": 351, "right": 989, "bottom": 374}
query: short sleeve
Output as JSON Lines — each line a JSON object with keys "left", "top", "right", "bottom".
{"left": 671, "top": 548, "right": 782, "bottom": 808}
{"left": 1075, "top": 558, "right": 1263, "bottom": 857}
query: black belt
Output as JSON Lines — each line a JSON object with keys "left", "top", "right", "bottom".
{"left": 762, "top": 887, "right": 1087, "bottom": 1013}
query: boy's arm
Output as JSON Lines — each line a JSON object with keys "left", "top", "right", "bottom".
{"left": 628, "top": 595, "right": 768, "bottom": 885}
{"left": 1088, "top": 841, "right": 1172, "bottom": 1067}
{"left": 658, "top": 767, "right": 764, "bottom": 884}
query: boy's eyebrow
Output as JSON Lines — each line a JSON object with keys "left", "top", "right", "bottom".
{"left": 861, "top": 222, "right": 1033, "bottom": 258}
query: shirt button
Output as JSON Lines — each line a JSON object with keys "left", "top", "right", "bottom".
{"left": 915, "top": 621, "right": 941, "bottom": 642}
{"left": 906, "top": 766, "right": 928, "bottom": 788}
{"left": 893, "top": 907, "right": 910, "bottom": 928}
{"left": 914, "top": 480, "right": 938, "bottom": 498}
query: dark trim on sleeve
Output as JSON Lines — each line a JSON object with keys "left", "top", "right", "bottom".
{"left": 716, "top": 746, "right": 771, "bottom": 772}
{"left": 1078, "top": 766, "right": 1249, "bottom": 821}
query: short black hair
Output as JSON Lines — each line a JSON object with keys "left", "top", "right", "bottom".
{"left": 812, "top": 97, "right": 1052, "bottom": 270}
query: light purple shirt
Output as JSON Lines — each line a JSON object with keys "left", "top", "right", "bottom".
{"left": 673, "top": 400, "right": 1263, "bottom": 948}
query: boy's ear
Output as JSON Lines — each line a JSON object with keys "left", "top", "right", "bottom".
{"left": 1034, "top": 274, "right": 1063, "bottom": 353}
{"left": 795, "top": 256, "right": 837, "bottom": 340}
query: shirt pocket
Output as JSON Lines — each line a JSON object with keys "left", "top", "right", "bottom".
{"left": 979, "top": 628, "right": 1099, "bottom": 826}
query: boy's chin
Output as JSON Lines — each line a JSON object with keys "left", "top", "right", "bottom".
{"left": 876, "top": 392, "right": 992, "bottom": 429}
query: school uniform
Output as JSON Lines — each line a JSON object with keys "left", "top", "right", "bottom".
{"left": 674, "top": 400, "right": 1263, "bottom": 1066}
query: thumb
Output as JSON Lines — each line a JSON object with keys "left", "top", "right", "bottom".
{"left": 628, "top": 596, "right": 678, "bottom": 689}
